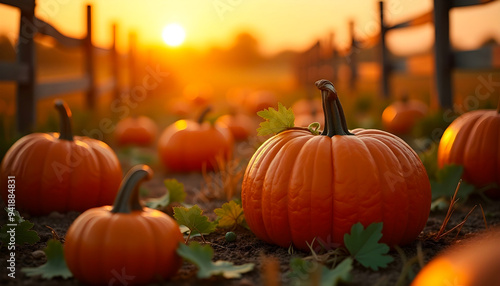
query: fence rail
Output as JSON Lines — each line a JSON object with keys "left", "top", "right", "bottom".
{"left": 295, "top": 0, "right": 500, "bottom": 109}
{"left": 0, "top": 0, "right": 130, "bottom": 134}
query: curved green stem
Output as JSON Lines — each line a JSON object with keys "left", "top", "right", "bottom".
{"left": 54, "top": 100, "right": 73, "bottom": 141}
{"left": 197, "top": 106, "right": 212, "bottom": 124}
{"left": 315, "top": 79, "right": 353, "bottom": 137}
{"left": 111, "top": 165, "right": 153, "bottom": 213}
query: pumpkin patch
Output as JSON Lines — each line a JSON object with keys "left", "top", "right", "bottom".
{"left": 114, "top": 115, "right": 158, "bottom": 146}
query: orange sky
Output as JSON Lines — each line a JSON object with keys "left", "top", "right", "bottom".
{"left": 0, "top": 0, "right": 499, "bottom": 56}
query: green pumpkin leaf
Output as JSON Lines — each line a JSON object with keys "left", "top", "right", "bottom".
{"left": 0, "top": 208, "right": 40, "bottom": 247}
{"left": 430, "top": 164, "right": 475, "bottom": 201}
{"left": 286, "top": 257, "right": 352, "bottom": 286}
{"left": 214, "top": 200, "right": 248, "bottom": 229}
{"left": 145, "top": 179, "right": 186, "bottom": 210}
{"left": 344, "top": 222, "right": 393, "bottom": 271}
{"left": 177, "top": 241, "right": 254, "bottom": 279}
{"left": 174, "top": 205, "right": 216, "bottom": 240}
{"left": 21, "top": 239, "right": 72, "bottom": 279}
{"left": 257, "top": 102, "right": 295, "bottom": 136}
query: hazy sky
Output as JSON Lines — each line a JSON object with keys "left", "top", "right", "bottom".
{"left": 1, "top": 0, "right": 499, "bottom": 55}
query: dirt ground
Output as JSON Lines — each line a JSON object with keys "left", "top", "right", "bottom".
{"left": 1, "top": 143, "right": 498, "bottom": 286}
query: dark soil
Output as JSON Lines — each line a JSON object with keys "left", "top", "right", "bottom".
{"left": 1, "top": 143, "right": 499, "bottom": 286}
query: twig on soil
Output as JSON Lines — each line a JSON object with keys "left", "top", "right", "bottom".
{"left": 45, "top": 225, "right": 62, "bottom": 242}
{"left": 480, "top": 204, "right": 488, "bottom": 230}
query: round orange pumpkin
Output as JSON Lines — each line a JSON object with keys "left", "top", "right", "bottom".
{"left": 0, "top": 100, "right": 122, "bottom": 215}
{"left": 382, "top": 96, "right": 428, "bottom": 135}
{"left": 412, "top": 229, "right": 500, "bottom": 286}
{"left": 114, "top": 116, "right": 158, "bottom": 146}
{"left": 64, "top": 165, "right": 183, "bottom": 285}
{"left": 437, "top": 100, "right": 500, "bottom": 196}
{"left": 158, "top": 107, "right": 233, "bottom": 172}
{"left": 242, "top": 80, "right": 431, "bottom": 251}
{"left": 216, "top": 113, "right": 255, "bottom": 141}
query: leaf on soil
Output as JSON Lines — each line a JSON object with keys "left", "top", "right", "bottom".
{"left": 177, "top": 241, "right": 254, "bottom": 279}
{"left": 257, "top": 102, "right": 295, "bottom": 136}
{"left": 286, "top": 257, "right": 352, "bottom": 286}
{"left": 344, "top": 222, "right": 393, "bottom": 271}
{"left": 145, "top": 178, "right": 186, "bottom": 210}
{"left": 431, "top": 164, "right": 474, "bottom": 201}
{"left": 214, "top": 200, "right": 248, "bottom": 229}
{"left": 21, "top": 239, "right": 72, "bottom": 279}
{"left": 0, "top": 208, "right": 40, "bottom": 247}
{"left": 173, "top": 205, "right": 216, "bottom": 239}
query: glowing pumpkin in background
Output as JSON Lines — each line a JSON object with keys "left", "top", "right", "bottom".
{"left": 382, "top": 96, "right": 428, "bottom": 135}
{"left": 245, "top": 90, "right": 278, "bottom": 114}
{"left": 0, "top": 100, "right": 122, "bottom": 215}
{"left": 412, "top": 229, "right": 500, "bottom": 286}
{"left": 437, "top": 99, "right": 500, "bottom": 197}
{"left": 114, "top": 116, "right": 158, "bottom": 146}
{"left": 216, "top": 113, "right": 256, "bottom": 141}
{"left": 242, "top": 80, "right": 431, "bottom": 251}
{"left": 64, "top": 165, "right": 183, "bottom": 285}
{"left": 184, "top": 82, "right": 213, "bottom": 107}
{"left": 158, "top": 107, "right": 233, "bottom": 172}
{"left": 292, "top": 98, "right": 325, "bottom": 128}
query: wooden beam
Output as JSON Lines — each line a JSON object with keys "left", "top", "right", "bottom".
{"left": 34, "top": 18, "right": 84, "bottom": 47}
{"left": 453, "top": 0, "right": 496, "bottom": 8}
{"left": 387, "top": 11, "right": 433, "bottom": 30}
{"left": 433, "top": 0, "right": 453, "bottom": 109}
{"left": 36, "top": 77, "right": 91, "bottom": 99}
{"left": 379, "top": 1, "right": 390, "bottom": 98}
{"left": 0, "top": 0, "right": 34, "bottom": 12}
{"left": 0, "top": 62, "right": 29, "bottom": 82}
{"left": 454, "top": 45, "right": 500, "bottom": 69}
{"left": 84, "top": 4, "right": 96, "bottom": 109}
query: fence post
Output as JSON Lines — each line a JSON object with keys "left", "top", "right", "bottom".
{"left": 84, "top": 4, "right": 95, "bottom": 109}
{"left": 379, "top": 1, "right": 390, "bottom": 98}
{"left": 128, "top": 32, "right": 137, "bottom": 90}
{"left": 433, "top": 0, "right": 453, "bottom": 109}
{"left": 16, "top": 0, "right": 37, "bottom": 134}
{"left": 111, "top": 23, "right": 120, "bottom": 101}
{"left": 349, "top": 20, "right": 358, "bottom": 90}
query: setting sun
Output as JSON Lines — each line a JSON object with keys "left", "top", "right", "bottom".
{"left": 162, "top": 23, "right": 186, "bottom": 47}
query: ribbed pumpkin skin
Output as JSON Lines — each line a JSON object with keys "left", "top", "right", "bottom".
{"left": 158, "top": 120, "right": 233, "bottom": 172}
{"left": 0, "top": 133, "right": 122, "bottom": 215}
{"left": 438, "top": 110, "right": 500, "bottom": 193}
{"left": 242, "top": 128, "right": 431, "bottom": 250}
{"left": 382, "top": 100, "right": 427, "bottom": 135}
{"left": 412, "top": 229, "right": 500, "bottom": 286}
{"left": 64, "top": 206, "right": 183, "bottom": 285}
{"left": 115, "top": 116, "right": 158, "bottom": 146}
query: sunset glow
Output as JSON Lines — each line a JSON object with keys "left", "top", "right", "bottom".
{"left": 162, "top": 23, "right": 186, "bottom": 47}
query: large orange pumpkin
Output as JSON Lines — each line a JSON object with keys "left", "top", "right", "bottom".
{"left": 64, "top": 165, "right": 183, "bottom": 285}
{"left": 0, "top": 100, "right": 122, "bottom": 215}
{"left": 437, "top": 100, "right": 500, "bottom": 195}
{"left": 412, "top": 229, "right": 500, "bottom": 286}
{"left": 114, "top": 116, "right": 158, "bottom": 146}
{"left": 158, "top": 107, "right": 233, "bottom": 172}
{"left": 242, "top": 80, "right": 431, "bottom": 251}
{"left": 382, "top": 96, "right": 428, "bottom": 135}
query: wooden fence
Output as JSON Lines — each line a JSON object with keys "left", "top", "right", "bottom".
{"left": 0, "top": 0, "right": 127, "bottom": 134}
{"left": 295, "top": 0, "right": 500, "bottom": 108}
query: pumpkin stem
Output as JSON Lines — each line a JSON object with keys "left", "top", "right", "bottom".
{"left": 197, "top": 106, "right": 212, "bottom": 124}
{"left": 111, "top": 165, "right": 153, "bottom": 214}
{"left": 315, "top": 79, "right": 353, "bottom": 137}
{"left": 54, "top": 100, "right": 73, "bottom": 141}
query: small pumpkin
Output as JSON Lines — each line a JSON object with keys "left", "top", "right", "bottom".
{"left": 293, "top": 98, "right": 325, "bottom": 128}
{"left": 158, "top": 107, "right": 233, "bottom": 172}
{"left": 64, "top": 165, "right": 183, "bottom": 285}
{"left": 437, "top": 100, "right": 500, "bottom": 196}
{"left": 216, "top": 112, "right": 255, "bottom": 141}
{"left": 114, "top": 116, "right": 158, "bottom": 146}
{"left": 382, "top": 95, "right": 428, "bottom": 135}
{"left": 412, "top": 229, "right": 500, "bottom": 286}
{"left": 245, "top": 90, "right": 278, "bottom": 114}
{"left": 0, "top": 100, "right": 122, "bottom": 215}
{"left": 242, "top": 80, "right": 431, "bottom": 251}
